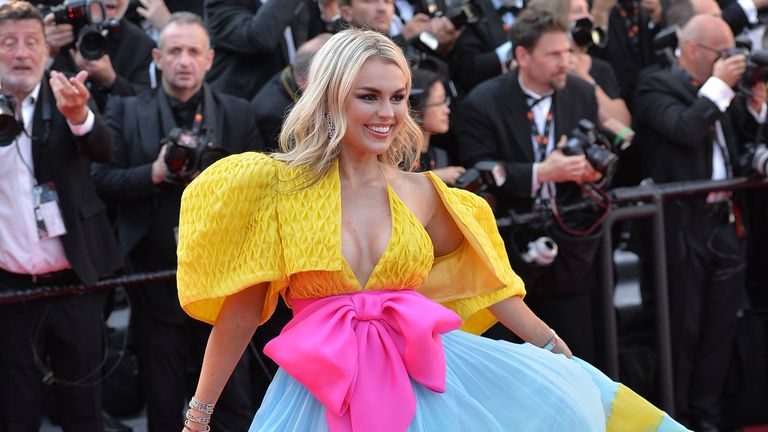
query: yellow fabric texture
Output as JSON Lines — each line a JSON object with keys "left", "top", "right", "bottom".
{"left": 177, "top": 152, "right": 525, "bottom": 328}
{"left": 606, "top": 384, "right": 665, "bottom": 432}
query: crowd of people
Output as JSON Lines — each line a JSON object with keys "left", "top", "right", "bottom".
{"left": 0, "top": 0, "right": 766, "bottom": 431}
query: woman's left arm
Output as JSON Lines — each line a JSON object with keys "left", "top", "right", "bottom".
{"left": 488, "top": 296, "right": 573, "bottom": 358}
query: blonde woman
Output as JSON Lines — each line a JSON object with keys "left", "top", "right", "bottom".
{"left": 177, "top": 28, "right": 687, "bottom": 432}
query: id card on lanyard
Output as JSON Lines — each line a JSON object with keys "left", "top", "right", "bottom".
{"left": 33, "top": 182, "right": 67, "bottom": 239}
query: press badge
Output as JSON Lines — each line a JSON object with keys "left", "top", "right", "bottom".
{"left": 33, "top": 182, "right": 67, "bottom": 240}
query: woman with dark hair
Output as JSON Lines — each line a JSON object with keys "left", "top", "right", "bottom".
{"left": 410, "top": 69, "right": 466, "bottom": 185}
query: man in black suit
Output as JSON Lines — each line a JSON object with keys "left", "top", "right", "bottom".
{"left": 43, "top": 0, "right": 155, "bottom": 112}
{"left": 205, "top": 0, "right": 338, "bottom": 100}
{"left": 632, "top": 14, "right": 764, "bottom": 431}
{"left": 91, "top": 12, "right": 262, "bottom": 432}
{"left": 252, "top": 33, "right": 330, "bottom": 148}
{"left": 0, "top": 2, "right": 123, "bottom": 431}
{"left": 456, "top": 9, "right": 603, "bottom": 361}
{"left": 449, "top": 0, "right": 521, "bottom": 94}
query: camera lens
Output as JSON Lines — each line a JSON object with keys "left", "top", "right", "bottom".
{"left": 753, "top": 144, "right": 768, "bottom": 177}
{"left": 77, "top": 25, "right": 108, "bottom": 60}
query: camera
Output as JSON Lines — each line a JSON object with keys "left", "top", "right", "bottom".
{"left": 454, "top": 161, "right": 507, "bottom": 192}
{"left": 521, "top": 236, "right": 558, "bottom": 265}
{"left": 443, "top": 0, "right": 482, "bottom": 28}
{"left": 162, "top": 128, "right": 228, "bottom": 184}
{"left": 562, "top": 119, "right": 619, "bottom": 179}
{"left": 570, "top": 17, "right": 606, "bottom": 48}
{"left": 737, "top": 142, "right": 768, "bottom": 177}
{"left": 47, "top": 0, "right": 120, "bottom": 60}
{"left": 0, "top": 93, "right": 22, "bottom": 147}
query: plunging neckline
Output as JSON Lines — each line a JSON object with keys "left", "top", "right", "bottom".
{"left": 340, "top": 183, "right": 396, "bottom": 290}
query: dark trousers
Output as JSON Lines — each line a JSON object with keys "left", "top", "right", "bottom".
{"left": 0, "top": 293, "right": 106, "bottom": 432}
{"left": 667, "top": 211, "right": 745, "bottom": 423}
{"left": 130, "top": 300, "right": 254, "bottom": 432}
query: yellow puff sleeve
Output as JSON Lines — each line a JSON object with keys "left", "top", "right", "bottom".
{"left": 176, "top": 152, "right": 287, "bottom": 325}
{"left": 422, "top": 175, "right": 526, "bottom": 335}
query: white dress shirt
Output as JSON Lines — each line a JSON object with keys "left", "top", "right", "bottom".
{"left": 518, "top": 74, "right": 556, "bottom": 197}
{"left": 0, "top": 83, "right": 95, "bottom": 275}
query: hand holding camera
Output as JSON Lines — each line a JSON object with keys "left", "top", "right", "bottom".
{"left": 713, "top": 52, "right": 747, "bottom": 88}
{"left": 69, "top": 47, "right": 116, "bottom": 88}
{"left": 43, "top": 13, "right": 74, "bottom": 57}
{"left": 537, "top": 146, "right": 595, "bottom": 184}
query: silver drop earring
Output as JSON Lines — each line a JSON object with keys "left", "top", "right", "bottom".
{"left": 326, "top": 112, "right": 335, "bottom": 140}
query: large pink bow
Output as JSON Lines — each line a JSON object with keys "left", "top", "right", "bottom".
{"left": 263, "top": 289, "right": 462, "bottom": 432}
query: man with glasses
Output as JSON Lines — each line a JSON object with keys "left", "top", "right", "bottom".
{"left": 632, "top": 13, "right": 766, "bottom": 432}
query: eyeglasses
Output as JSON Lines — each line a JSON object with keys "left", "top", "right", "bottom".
{"left": 694, "top": 42, "right": 731, "bottom": 59}
{"left": 424, "top": 96, "right": 451, "bottom": 108}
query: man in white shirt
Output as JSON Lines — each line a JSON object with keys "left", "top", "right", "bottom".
{"left": 0, "top": 2, "right": 122, "bottom": 431}
{"left": 632, "top": 14, "right": 766, "bottom": 431}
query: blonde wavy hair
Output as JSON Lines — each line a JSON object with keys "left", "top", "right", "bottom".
{"left": 274, "top": 28, "right": 423, "bottom": 186}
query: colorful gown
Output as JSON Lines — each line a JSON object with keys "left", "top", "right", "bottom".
{"left": 176, "top": 153, "right": 689, "bottom": 432}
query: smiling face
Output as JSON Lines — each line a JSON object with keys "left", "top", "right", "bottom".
{"left": 0, "top": 18, "right": 47, "bottom": 101}
{"left": 341, "top": 57, "right": 407, "bottom": 159}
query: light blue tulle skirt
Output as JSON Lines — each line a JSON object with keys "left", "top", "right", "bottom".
{"left": 249, "top": 330, "right": 688, "bottom": 431}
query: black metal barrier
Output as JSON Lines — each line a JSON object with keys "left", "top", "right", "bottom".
{"left": 2, "top": 176, "right": 767, "bottom": 415}
{"left": 0, "top": 269, "right": 177, "bottom": 304}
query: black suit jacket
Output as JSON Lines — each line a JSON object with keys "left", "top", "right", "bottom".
{"left": 449, "top": 0, "right": 509, "bottom": 94}
{"left": 205, "top": 0, "right": 317, "bottom": 100}
{"left": 455, "top": 69, "right": 599, "bottom": 215}
{"left": 51, "top": 19, "right": 155, "bottom": 112}
{"left": 27, "top": 77, "right": 123, "bottom": 286}
{"left": 632, "top": 67, "right": 755, "bottom": 260}
{"left": 590, "top": 5, "right": 663, "bottom": 105}
{"left": 92, "top": 87, "right": 264, "bottom": 257}
{"left": 251, "top": 68, "right": 296, "bottom": 149}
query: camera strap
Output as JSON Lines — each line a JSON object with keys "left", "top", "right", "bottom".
{"left": 157, "top": 84, "right": 217, "bottom": 140}
{"left": 526, "top": 96, "right": 554, "bottom": 162}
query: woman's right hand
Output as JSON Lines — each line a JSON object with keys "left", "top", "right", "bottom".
{"left": 551, "top": 334, "right": 573, "bottom": 358}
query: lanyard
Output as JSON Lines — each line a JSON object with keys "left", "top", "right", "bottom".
{"left": 527, "top": 96, "right": 553, "bottom": 162}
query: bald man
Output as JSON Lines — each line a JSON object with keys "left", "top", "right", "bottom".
{"left": 632, "top": 14, "right": 766, "bottom": 432}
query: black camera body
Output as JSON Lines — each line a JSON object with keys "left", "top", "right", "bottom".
{"left": 737, "top": 141, "right": 768, "bottom": 177}
{"left": 0, "top": 93, "right": 22, "bottom": 147}
{"left": 47, "top": 0, "right": 120, "bottom": 60}
{"left": 562, "top": 119, "right": 619, "bottom": 179}
{"left": 441, "top": 0, "right": 483, "bottom": 28}
{"left": 162, "top": 128, "right": 228, "bottom": 185}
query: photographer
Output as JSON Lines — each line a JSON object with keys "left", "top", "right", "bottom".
{"left": 91, "top": 13, "right": 263, "bottom": 431}
{"left": 449, "top": 0, "right": 522, "bottom": 94}
{"left": 631, "top": 14, "right": 766, "bottom": 430}
{"left": 44, "top": 0, "right": 155, "bottom": 111}
{"left": 410, "top": 68, "right": 467, "bottom": 184}
{"left": 455, "top": 9, "right": 603, "bottom": 361}
{"left": 0, "top": 2, "right": 123, "bottom": 431}
{"left": 251, "top": 33, "right": 331, "bottom": 148}
{"left": 205, "top": 0, "right": 339, "bottom": 100}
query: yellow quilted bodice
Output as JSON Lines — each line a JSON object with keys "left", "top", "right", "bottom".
{"left": 177, "top": 153, "right": 526, "bottom": 334}
{"left": 288, "top": 181, "right": 434, "bottom": 299}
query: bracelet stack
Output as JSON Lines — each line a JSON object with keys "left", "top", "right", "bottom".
{"left": 184, "top": 398, "right": 215, "bottom": 432}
